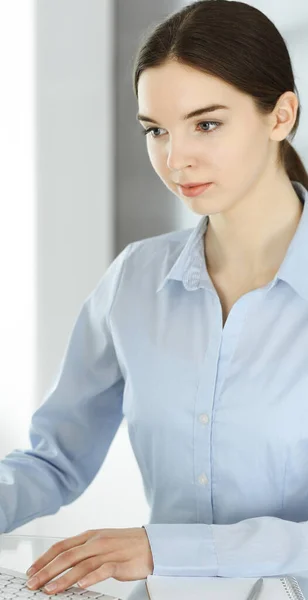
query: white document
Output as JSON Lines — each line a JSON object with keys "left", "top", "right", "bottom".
{"left": 145, "top": 574, "right": 306, "bottom": 600}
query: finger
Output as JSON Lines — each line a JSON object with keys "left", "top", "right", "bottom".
{"left": 76, "top": 563, "right": 117, "bottom": 589}
{"left": 27, "top": 542, "right": 102, "bottom": 591}
{"left": 42, "top": 556, "right": 105, "bottom": 595}
{"left": 30, "top": 543, "right": 121, "bottom": 593}
{"left": 26, "top": 531, "right": 94, "bottom": 577}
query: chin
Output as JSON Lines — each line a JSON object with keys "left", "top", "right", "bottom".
{"left": 184, "top": 198, "right": 220, "bottom": 216}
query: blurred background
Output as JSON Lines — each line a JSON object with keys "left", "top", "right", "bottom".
{"left": 0, "top": 0, "right": 307, "bottom": 558}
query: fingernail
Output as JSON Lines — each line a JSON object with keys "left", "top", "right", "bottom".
{"left": 26, "top": 567, "right": 36, "bottom": 577}
{"left": 27, "top": 577, "right": 39, "bottom": 589}
{"left": 77, "top": 579, "right": 88, "bottom": 588}
{"left": 44, "top": 583, "right": 58, "bottom": 592}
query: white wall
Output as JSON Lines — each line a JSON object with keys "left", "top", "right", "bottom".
{"left": 0, "top": 2, "right": 36, "bottom": 453}
{"left": 35, "top": 0, "right": 116, "bottom": 405}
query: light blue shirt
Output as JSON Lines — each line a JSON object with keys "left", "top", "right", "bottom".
{"left": 1, "top": 180, "right": 308, "bottom": 579}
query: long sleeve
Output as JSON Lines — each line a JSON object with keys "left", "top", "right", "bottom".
{"left": 143, "top": 518, "right": 308, "bottom": 577}
{"left": 0, "top": 243, "right": 132, "bottom": 533}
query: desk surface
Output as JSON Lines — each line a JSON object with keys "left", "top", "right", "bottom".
{"left": 0, "top": 535, "right": 148, "bottom": 600}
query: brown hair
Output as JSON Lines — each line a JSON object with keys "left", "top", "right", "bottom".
{"left": 132, "top": 0, "right": 308, "bottom": 190}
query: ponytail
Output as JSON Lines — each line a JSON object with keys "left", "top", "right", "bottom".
{"left": 280, "top": 140, "right": 308, "bottom": 190}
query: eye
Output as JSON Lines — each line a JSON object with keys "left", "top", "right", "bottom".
{"left": 141, "top": 126, "right": 165, "bottom": 138}
{"left": 141, "top": 121, "right": 221, "bottom": 138}
{"left": 197, "top": 121, "right": 221, "bottom": 133}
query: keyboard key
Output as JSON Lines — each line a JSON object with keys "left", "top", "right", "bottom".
{"left": 0, "top": 568, "right": 120, "bottom": 600}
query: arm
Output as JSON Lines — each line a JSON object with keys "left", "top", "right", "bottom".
{"left": 143, "top": 517, "right": 308, "bottom": 577}
{"left": 0, "top": 243, "right": 133, "bottom": 533}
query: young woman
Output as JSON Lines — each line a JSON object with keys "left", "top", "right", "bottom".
{"left": 2, "top": 1, "right": 308, "bottom": 597}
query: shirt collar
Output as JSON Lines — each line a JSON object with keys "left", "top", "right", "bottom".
{"left": 156, "top": 180, "right": 308, "bottom": 302}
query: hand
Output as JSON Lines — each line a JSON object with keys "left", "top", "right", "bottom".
{"left": 26, "top": 527, "right": 154, "bottom": 594}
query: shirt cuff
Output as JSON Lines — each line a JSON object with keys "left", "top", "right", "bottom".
{"left": 142, "top": 523, "right": 219, "bottom": 577}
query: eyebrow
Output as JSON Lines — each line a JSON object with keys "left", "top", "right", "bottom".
{"left": 136, "top": 104, "right": 230, "bottom": 124}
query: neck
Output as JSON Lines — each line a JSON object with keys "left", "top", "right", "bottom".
{"left": 204, "top": 173, "right": 303, "bottom": 279}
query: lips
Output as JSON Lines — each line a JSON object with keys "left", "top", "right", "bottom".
{"left": 181, "top": 182, "right": 211, "bottom": 188}
{"left": 179, "top": 182, "right": 213, "bottom": 197}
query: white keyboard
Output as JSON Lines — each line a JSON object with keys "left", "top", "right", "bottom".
{"left": 0, "top": 567, "right": 120, "bottom": 600}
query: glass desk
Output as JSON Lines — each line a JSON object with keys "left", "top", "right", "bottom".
{"left": 0, "top": 535, "right": 148, "bottom": 600}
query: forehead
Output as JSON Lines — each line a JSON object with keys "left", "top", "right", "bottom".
{"left": 137, "top": 60, "right": 248, "bottom": 117}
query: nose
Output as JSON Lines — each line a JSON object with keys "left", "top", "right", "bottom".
{"left": 166, "top": 138, "right": 195, "bottom": 171}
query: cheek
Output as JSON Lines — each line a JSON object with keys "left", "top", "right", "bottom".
{"left": 237, "top": 130, "right": 271, "bottom": 183}
{"left": 238, "top": 123, "right": 268, "bottom": 158}
{"left": 147, "top": 144, "right": 167, "bottom": 178}
{"left": 215, "top": 128, "right": 265, "bottom": 176}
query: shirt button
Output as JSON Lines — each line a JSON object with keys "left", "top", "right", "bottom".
{"left": 199, "top": 414, "right": 209, "bottom": 424}
{"left": 198, "top": 473, "right": 208, "bottom": 485}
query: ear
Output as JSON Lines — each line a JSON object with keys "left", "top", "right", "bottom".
{"left": 269, "top": 91, "right": 299, "bottom": 142}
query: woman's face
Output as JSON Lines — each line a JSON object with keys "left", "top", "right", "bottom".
{"left": 137, "top": 60, "right": 277, "bottom": 216}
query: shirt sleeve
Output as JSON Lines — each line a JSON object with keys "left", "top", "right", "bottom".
{"left": 143, "top": 517, "right": 308, "bottom": 577}
{"left": 0, "top": 243, "right": 133, "bottom": 534}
